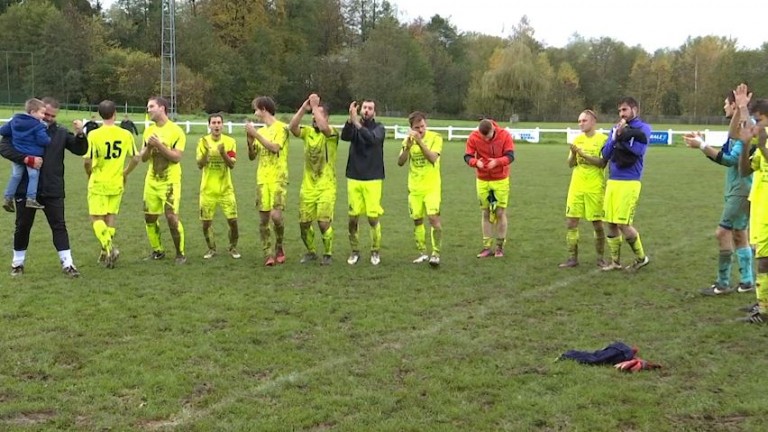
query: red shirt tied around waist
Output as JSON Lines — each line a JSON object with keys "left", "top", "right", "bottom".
{"left": 463, "top": 119, "right": 515, "bottom": 181}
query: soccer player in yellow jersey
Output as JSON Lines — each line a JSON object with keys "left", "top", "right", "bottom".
{"left": 735, "top": 84, "right": 768, "bottom": 323}
{"left": 289, "top": 93, "right": 339, "bottom": 266}
{"left": 197, "top": 113, "right": 240, "bottom": 260}
{"left": 397, "top": 111, "right": 443, "bottom": 267}
{"left": 246, "top": 96, "right": 289, "bottom": 266}
{"left": 141, "top": 96, "right": 187, "bottom": 264}
{"left": 83, "top": 100, "right": 140, "bottom": 268}
{"left": 559, "top": 109, "right": 608, "bottom": 268}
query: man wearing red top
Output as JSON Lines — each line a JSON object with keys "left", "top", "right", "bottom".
{"left": 464, "top": 119, "right": 516, "bottom": 257}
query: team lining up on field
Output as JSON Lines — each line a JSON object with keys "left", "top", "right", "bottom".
{"left": 562, "top": 84, "right": 768, "bottom": 323}
{"left": 1, "top": 87, "right": 767, "bottom": 323}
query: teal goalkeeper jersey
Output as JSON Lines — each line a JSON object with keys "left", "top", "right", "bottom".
{"left": 717, "top": 138, "right": 751, "bottom": 197}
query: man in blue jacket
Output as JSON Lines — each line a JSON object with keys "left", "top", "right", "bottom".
{"left": 601, "top": 97, "right": 651, "bottom": 272}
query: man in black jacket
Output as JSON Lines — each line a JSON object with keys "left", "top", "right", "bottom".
{"left": 83, "top": 114, "right": 100, "bottom": 136}
{"left": 341, "top": 99, "right": 386, "bottom": 266}
{"left": 0, "top": 97, "right": 87, "bottom": 277}
{"left": 120, "top": 115, "right": 139, "bottom": 136}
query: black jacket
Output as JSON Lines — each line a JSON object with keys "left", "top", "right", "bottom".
{"left": 83, "top": 120, "right": 100, "bottom": 136}
{"left": 341, "top": 118, "right": 386, "bottom": 181}
{"left": 120, "top": 119, "right": 139, "bottom": 136}
{"left": 0, "top": 122, "right": 88, "bottom": 198}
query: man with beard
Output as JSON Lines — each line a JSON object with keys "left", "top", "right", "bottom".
{"left": 600, "top": 97, "right": 651, "bottom": 272}
{"left": 341, "top": 99, "right": 386, "bottom": 266}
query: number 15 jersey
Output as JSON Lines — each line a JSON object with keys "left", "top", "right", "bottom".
{"left": 85, "top": 124, "right": 137, "bottom": 195}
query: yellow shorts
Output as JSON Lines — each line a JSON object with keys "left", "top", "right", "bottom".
{"left": 751, "top": 204, "right": 768, "bottom": 257}
{"left": 749, "top": 202, "right": 768, "bottom": 245}
{"left": 476, "top": 178, "right": 510, "bottom": 209}
{"left": 88, "top": 192, "right": 122, "bottom": 216}
{"left": 347, "top": 179, "right": 384, "bottom": 218}
{"left": 299, "top": 185, "right": 336, "bottom": 223}
{"left": 409, "top": 188, "right": 441, "bottom": 220}
{"left": 143, "top": 181, "right": 180, "bottom": 215}
{"left": 754, "top": 225, "right": 768, "bottom": 258}
{"left": 256, "top": 181, "right": 287, "bottom": 212}
{"left": 200, "top": 192, "right": 238, "bottom": 220}
{"left": 566, "top": 188, "right": 605, "bottom": 221}
{"left": 603, "top": 180, "right": 641, "bottom": 225}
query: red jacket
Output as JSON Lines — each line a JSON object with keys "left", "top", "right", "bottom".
{"left": 464, "top": 121, "right": 515, "bottom": 181}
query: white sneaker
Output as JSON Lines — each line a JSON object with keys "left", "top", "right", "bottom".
{"left": 601, "top": 261, "right": 623, "bottom": 271}
{"left": 370, "top": 251, "right": 381, "bottom": 266}
{"left": 203, "top": 249, "right": 216, "bottom": 259}
{"left": 347, "top": 251, "right": 360, "bottom": 265}
{"left": 625, "top": 256, "right": 650, "bottom": 272}
{"left": 228, "top": 247, "right": 241, "bottom": 259}
{"left": 428, "top": 255, "right": 440, "bottom": 267}
{"left": 106, "top": 248, "right": 120, "bottom": 269}
{"left": 412, "top": 254, "right": 429, "bottom": 264}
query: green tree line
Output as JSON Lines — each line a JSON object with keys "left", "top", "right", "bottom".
{"left": 0, "top": 0, "right": 765, "bottom": 121}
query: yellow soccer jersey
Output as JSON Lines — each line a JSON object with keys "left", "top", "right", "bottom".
{"left": 403, "top": 130, "right": 443, "bottom": 193}
{"left": 255, "top": 120, "right": 289, "bottom": 184}
{"left": 749, "top": 149, "right": 768, "bottom": 211}
{"left": 299, "top": 125, "right": 338, "bottom": 188}
{"left": 197, "top": 134, "right": 237, "bottom": 196}
{"left": 142, "top": 120, "right": 186, "bottom": 183}
{"left": 569, "top": 132, "right": 608, "bottom": 194}
{"left": 85, "top": 125, "right": 137, "bottom": 195}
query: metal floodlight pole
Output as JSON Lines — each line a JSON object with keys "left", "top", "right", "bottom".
{"left": 161, "top": 0, "right": 177, "bottom": 118}
{"left": 6, "top": 52, "right": 10, "bottom": 104}
{"left": 0, "top": 50, "right": 35, "bottom": 104}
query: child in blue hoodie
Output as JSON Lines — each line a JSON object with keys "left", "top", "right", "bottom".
{"left": 2, "top": 98, "right": 50, "bottom": 211}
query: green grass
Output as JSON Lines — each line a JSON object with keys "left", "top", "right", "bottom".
{"left": 0, "top": 133, "right": 766, "bottom": 431}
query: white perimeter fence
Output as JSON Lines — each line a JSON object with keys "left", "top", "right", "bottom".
{"left": 28, "top": 119, "right": 731, "bottom": 147}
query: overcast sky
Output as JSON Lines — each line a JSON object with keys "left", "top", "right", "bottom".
{"left": 97, "top": 1, "right": 762, "bottom": 52}
{"left": 393, "top": 0, "right": 763, "bottom": 52}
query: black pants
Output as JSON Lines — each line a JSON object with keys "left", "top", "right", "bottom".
{"left": 14, "top": 196, "right": 70, "bottom": 252}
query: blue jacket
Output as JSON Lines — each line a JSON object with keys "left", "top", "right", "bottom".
{"left": 601, "top": 117, "right": 651, "bottom": 181}
{"left": 0, "top": 113, "right": 51, "bottom": 156}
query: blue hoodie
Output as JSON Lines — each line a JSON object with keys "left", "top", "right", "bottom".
{"left": 0, "top": 113, "right": 50, "bottom": 157}
{"left": 601, "top": 117, "right": 651, "bottom": 181}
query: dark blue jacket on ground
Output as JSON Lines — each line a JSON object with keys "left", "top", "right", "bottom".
{"left": 0, "top": 113, "right": 51, "bottom": 156}
{"left": 559, "top": 341, "right": 636, "bottom": 365}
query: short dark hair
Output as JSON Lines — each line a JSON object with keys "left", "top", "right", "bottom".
{"left": 408, "top": 111, "right": 427, "bottom": 127}
{"left": 208, "top": 112, "right": 224, "bottom": 123}
{"left": 362, "top": 99, "right": 377, "bottom": 107}
{"left": 751, "top": 99, "right": 768, "bottom": 117}
{"left": 149, "top": 96, "right": 169, "bottom": 114}
{"left": 478, "top": 119, "right": 494, "bottom": 135}
{"left": 725, "top": 90, "right": 736, "bottom": 105}
{"left": 618, "top": 97, "right": 639, "bottom": 109}
{"left": 252, "top": 96, "right": 276, "bottom": 115}
{"left": 316, "top": 104, "right": 330, "bottom": 117}
{"left": 41, "top": 97, "right": 59, "bottom": 109}
{"left": 98, "top": 100, "right": 116, "bottom": 120}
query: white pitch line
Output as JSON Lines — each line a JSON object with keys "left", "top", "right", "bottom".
{"left": 163, "top": 236, "right": 700, "bottom": 428}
